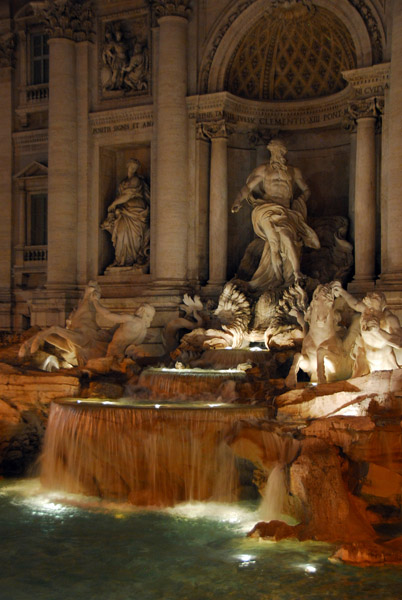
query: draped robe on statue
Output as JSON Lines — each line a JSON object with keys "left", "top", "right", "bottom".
{"left": 249, "top": 197, "right": 320, "bottom": 290}
{"left": 103, "top": 173, "right": 150, "bottom": 268}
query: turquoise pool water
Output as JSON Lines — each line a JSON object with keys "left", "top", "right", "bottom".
{"left": 1, "top": 479, "right": 401, "bottom": 600}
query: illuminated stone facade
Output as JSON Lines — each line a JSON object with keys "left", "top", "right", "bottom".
{"left": 0, "top": 0, "right": 400, "bottom": 353}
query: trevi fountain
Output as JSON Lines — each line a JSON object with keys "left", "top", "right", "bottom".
{"left": 1, "top": 0, "right": 402, "bottom": 599}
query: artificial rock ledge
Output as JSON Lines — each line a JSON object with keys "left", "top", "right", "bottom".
{"left": 0, "top": 362, "right": 80, "bottom": 475}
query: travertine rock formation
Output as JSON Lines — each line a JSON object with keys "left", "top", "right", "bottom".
{"left": 0, "top": 365, "right": 80, "bottom": 475}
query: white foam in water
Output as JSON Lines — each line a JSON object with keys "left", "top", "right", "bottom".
{"left": 0, "top": 478, "right": 146, "bottom": 517}
{"left": 0, "top": 479, "right": 261, "bottom": 529}
{"left": 166, "top": 501, "right": 259, "bottom": 532}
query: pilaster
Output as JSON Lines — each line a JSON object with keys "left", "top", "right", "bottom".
{"left": 76, "top": 39, "right": 94, "bottom": 286}
{"left": 0, "top": 30, "right": 15, "bottom": 328}
{"left": 378, "top": 1, "right": 402, "bottom": 290}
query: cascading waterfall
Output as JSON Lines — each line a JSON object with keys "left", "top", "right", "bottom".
{"left": 258, "top": 431, "right": 300, "bottom": 522}
{"left": 41, "top": 400, "right": 268, "bottom": 507}
{"left": 137, "top": 367, "right": 246, "bottom": 397}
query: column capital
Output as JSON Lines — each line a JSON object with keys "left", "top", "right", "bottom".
{"left": 32, "top": 0, "right": 95, "bottom": 42}
{"left": 347, "top": 97, "right": 382, "bottom": 122}
{"left": 149, "top": 0, "right": 192, "bottom": 21}
{"left": 200, "top": 119, "right": 232, "bottom": 140}
{"left": 0, "top": 32, "right": 16, "bottom": 68}
{"left": 195, "top": 122, "right": 209, "bottom": 141}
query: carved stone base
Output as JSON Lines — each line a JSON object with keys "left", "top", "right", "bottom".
{"left": 377, "top": 272, "right": 402, "bottom": 291}
{"left": 104, "top": 263, "right": 149, "bottom": 275}
{"left": 347, "top": 278, "right": 376, "bottom": 294}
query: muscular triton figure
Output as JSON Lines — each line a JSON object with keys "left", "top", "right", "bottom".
{"left": 333, "top": 285, "right": 402, "bottom": 374}
{"left": 232, "top": 139, "right": 320, "bottom": 289}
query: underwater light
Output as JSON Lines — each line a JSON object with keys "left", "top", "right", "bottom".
{"left": 154, "top": 404, "right": 161, "bottom": 409}
{"left": 304, "top": 564, "right": 317, "bottom": 573}
{"left": 237, "top": 554, "right": 256, "bottom": 563}
{"left": 250, "top": 346, "right": 263, "bottom": 352}
{"left": 208, "top": 403, "right": 224, "bottom": 408}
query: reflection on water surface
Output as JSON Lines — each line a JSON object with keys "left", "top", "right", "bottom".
{"left": 1, "top": 479, "right": 401, "bottom": 600}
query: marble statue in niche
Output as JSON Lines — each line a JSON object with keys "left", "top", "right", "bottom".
{"left": 101, "top": 21, "right": 149, "bottom": 94}
{"left": 101, "top": 159, "right": 150, "bottom": 271}
{"left": 231, "top": 139, "right": 320, "bottom": 291}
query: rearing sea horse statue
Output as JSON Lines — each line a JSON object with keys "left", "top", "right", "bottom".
{"left": 19, "top": 282, "right": 113, "bottom": 367}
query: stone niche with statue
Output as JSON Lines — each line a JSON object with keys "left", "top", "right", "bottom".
{"left": 98, "top": 146, "right": 151, "bottom": 277}
{"left": 167, "top": 137, "right": 355, "bottom": 366}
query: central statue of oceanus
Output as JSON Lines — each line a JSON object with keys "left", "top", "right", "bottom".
{"left": 232, "top": 139, "right": 320, "bottom": 290}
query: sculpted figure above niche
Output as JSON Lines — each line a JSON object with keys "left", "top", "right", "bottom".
{"left": 102, "top": 159, "right": 150, "bottom": 273}
{"left": 232, "top": 139, "right": 320, "bottom": 291}
{"left": 101, "top": 17, "right": 149, "bottom": 97}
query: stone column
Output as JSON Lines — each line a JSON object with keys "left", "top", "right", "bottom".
{"left": 203, "top": 121, "right": 230, "bottom": 288}
{"left": 35, "top": 0, "right": 94, "bottom": 291}
{"left": 46, "top": 35, "right": 77, "bottom": 289}
{"left": 347, "top": 98, "right": 379, "bottom": 292}
{"left": 0, "top": 31, "right": 15, "bottom": 328}
{"left": 379, "top": 0, "right": 402, "bottom": 289}
{"left": 153, "top": 1, "right": 191, "bottom": 283}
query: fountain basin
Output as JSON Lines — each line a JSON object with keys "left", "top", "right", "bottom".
{"left": 137, "top": 366, "right": 247, "bottom": 397}
{"left": 41, "top": 399, "right": 268, "bottom": 507}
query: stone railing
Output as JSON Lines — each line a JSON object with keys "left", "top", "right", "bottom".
{"left": 26, "top": 84, "right": 49, "bottom": 104}
{"left": 23, "top": 245, "right": 48, "bottom": 263}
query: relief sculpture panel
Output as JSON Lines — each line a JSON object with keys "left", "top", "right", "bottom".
{"left": 100, "top": 14, "right": 150, "bottom": 99}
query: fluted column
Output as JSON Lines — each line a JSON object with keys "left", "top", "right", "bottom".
{"left": 153, "top": 1, "right": 191, "bottom": 283}
{"left": 379, "top": 0, "right": 402, "bottom": 288}
{"left": 347, "top": 98, "right": 379, "bottom": 291}
{"left": 0, "top": 31, "right": 15, "bottom": 327}
{"left": 203, "top": 121, "right": 230, "bottom": 287}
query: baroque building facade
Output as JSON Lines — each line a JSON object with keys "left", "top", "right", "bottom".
{"left": 0, "top": 0, "right": 400, "bottom": 353}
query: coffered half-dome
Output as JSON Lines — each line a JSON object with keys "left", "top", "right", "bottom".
{"left": 225, "top": 2, "right": 357, "bottom": 101}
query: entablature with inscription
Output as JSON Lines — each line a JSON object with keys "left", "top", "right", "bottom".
{"left": 342, "top": 63, "right": 390, "bottom": 99}
{"left": 89, "top": 105, "right": 154, "bottom": 136}
{"left": 187, "top": 86, "right": 356, "bottom": 132}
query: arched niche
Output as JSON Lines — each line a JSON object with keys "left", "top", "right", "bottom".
{"left": 199, "top": 0, "right": 384, "bottom": 96}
